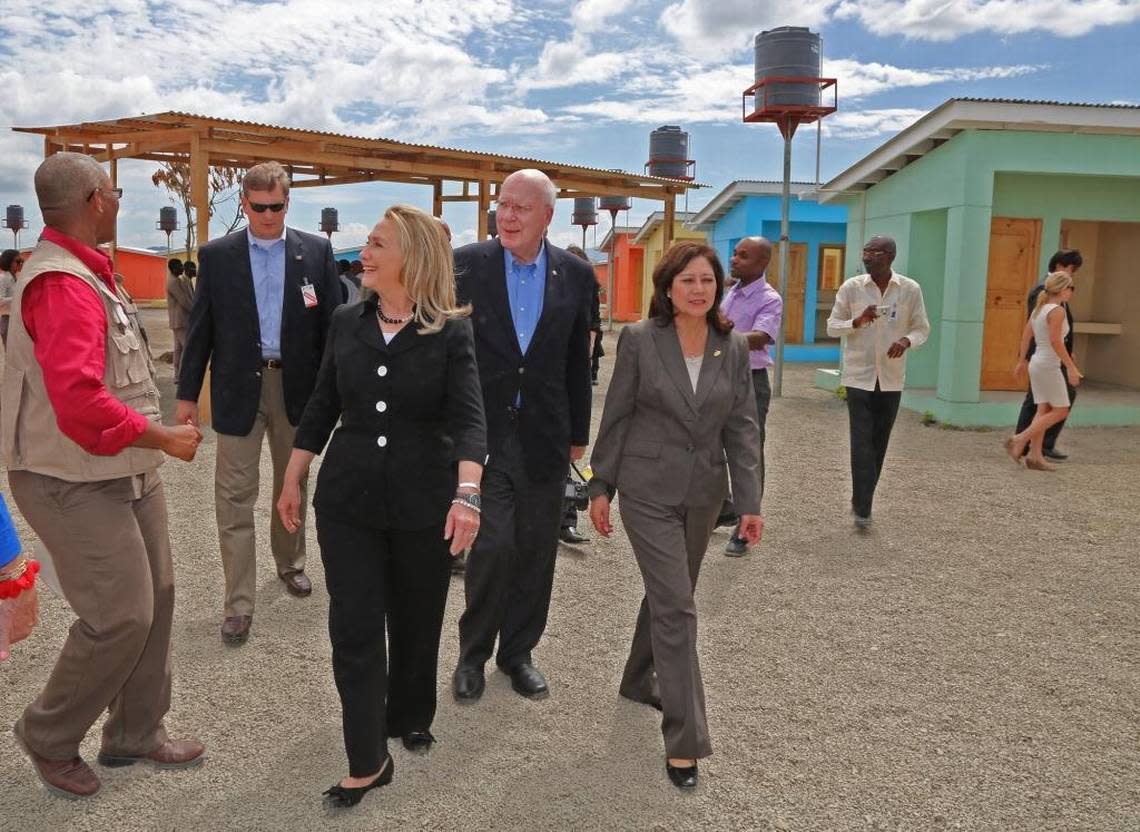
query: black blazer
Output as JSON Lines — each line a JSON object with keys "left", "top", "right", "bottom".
{"left": 177, "top": 227, "right": 341, "bottom": 435}
{"left": 1026, "top": 281, "right": 1075, "bottom": 359}
{"left": 293, "top": 300, "right": 487, "bottom": 531}
{"left": 455, "top": 240, "right": 593, "bottom": 483}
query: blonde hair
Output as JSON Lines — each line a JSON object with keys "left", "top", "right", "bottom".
{"left": 384, "top": 204, "right": 470, "bottom": 333}
{"left": 242, "top": 161, "right": 291, "bottom": 196}
{"left": 1031, "top": 270, "right": 1074, "bottom": 319}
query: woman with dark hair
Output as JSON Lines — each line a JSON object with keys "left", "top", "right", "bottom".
{"left": 587, "top": 240, "right": 763, "bottom": 789}
{"left": 0, "top": 249, "right": 24, "bottom": 347}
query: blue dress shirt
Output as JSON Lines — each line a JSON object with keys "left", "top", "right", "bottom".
{"left": 248, "top": 228, "right": 286, "bottom": 360}
{"left": 0, "top": 492, "right": 21, "bottom": 569}
{"left": 504, "top": 242, "right": 547, "bottom": 356}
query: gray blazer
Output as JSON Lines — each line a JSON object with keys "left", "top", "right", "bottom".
{"left": 589, "top": 319, "right": 762, "bottom": 512}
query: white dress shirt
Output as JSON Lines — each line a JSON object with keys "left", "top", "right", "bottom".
{"left": 827, "top": 271, "right": 930, "bottom": 392}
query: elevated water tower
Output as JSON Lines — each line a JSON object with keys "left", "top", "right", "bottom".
{"left": 598, "top": 192, "right": 631, "bottom": 331}
{"left": 742, "top": 26, "right": 837, "bottom": 397}
{"left": 5, "top": 205, "right": 28, "bottom": 248}
{"left": 319, "top": 208, "right": 339, "bottom": 241}
{"left": 571, "top": 197, "right": 597, "bottom": 250}
{"left": 156, "top": 206, "right": 179, "bottom": 252}
{"left": 486, "top": 209, "right": 497, "bottom": 238}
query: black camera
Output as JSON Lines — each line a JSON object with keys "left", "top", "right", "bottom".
{"left": 563, "top": 477, "right": 590, "bottom": 512}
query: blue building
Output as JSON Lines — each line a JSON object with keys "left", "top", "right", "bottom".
{"left": 688, "top": 181, "right": 848, "bottom": 362}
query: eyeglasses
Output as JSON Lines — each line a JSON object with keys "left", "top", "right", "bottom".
{"left": 247, "top": 201, "right": 286, "bottom": 213}
{"left": 88, "top": 187, "right": 123, "bottom": 201}
{"left": 496, "top": 200, "right": 535, "bottom": 217}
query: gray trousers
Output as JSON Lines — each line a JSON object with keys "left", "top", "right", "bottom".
{"left": 8, "top": 469, "right": 173, "bottom": 760}
{"left": 721, "top": 368, "right": 770, "bottom": 520}
{"left": 618, "top": 492, "right": 720, "bottom": 759}
{"left": 215, "top": 367, "right": 306, "bottom": 617}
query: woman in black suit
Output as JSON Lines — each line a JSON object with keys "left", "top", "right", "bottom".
{"left": 277, "top": 205, "right": 486, "bottom": 808}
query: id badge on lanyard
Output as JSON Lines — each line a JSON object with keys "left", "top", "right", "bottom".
{"left": 301, "top": 278, "right": 318, "bottom": 309}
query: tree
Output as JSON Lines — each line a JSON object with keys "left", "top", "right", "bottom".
{"left": 151, "top": 162, "right": 246, "bottom": 253}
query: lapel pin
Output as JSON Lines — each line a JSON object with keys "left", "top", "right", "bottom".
{"left": 294, "top": 254, "right": 303, "bottom": 260}
{"left": 714, "top": 349, "right": 722, "bottom": 357}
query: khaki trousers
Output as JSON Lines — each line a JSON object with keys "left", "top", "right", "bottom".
{"left": 215, "top": 367, "right": 306, "bottom": 617}
{"left": 8, "top": 469, "right": 173, "bottom": 760}
{"left": 618, "top": 492, "right": 720, "bottom": 760}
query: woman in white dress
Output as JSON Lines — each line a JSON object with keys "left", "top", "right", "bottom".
{"left": 1005, "top": 271, "right": 1082, "bottom": 470}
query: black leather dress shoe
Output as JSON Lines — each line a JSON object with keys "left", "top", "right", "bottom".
{"left": 559, "top": 526, "right": 588, "bottom": 544}
{"left": 401, "top": 731, "right": 435, "bottom": 754}
{"left": 666, "top": 760, "right": 698, "bottom": 789}
{"left": 322, "top": 756, "right": 394, "bottom": 808}
{"left": 1043, "top": 448, "right": 1068, "bottom": 461}
{"left": 452, "top": 666, "right": 485, "bottom": 703}
{"left": 507, "top": 662, "right": 549, "bottom": 699}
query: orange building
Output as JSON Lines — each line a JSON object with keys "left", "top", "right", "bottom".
{"left": 18, "top": 244, "right": 171, "bottom": 302}
{"left": 599, "top": 226, "right": 644, "bottom": 322}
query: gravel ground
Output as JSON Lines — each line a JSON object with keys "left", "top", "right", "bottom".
{"left": 3, "top": 314, "right": 1138, "bottom": 831}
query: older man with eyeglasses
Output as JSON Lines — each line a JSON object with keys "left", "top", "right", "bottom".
{"left": 176, "top": 160, "right": 341, "bottom": 645}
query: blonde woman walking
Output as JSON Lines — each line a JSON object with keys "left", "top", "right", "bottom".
{"left": 1006, "top": 271, "right": 1082, "bottom": 470}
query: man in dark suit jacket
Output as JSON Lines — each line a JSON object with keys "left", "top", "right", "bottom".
{"left": 452, "top": 169, "right": 594, "bottom": 702}
{"left": 176, "top": 161, "right": 340, "bottom": 645}
{"left": 1014, "top": 249, "right": 1081, "bottom": 459}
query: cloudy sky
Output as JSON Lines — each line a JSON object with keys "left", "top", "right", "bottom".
{"left": 2, "top": 0, "right": 1138, "bottom": 252}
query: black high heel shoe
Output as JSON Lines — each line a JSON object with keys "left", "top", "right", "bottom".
{"left": 665, "top": 759, "right": 698, "bottom": 790}
{"left": 322, "top": 755, "right": 394, "bottom": 808}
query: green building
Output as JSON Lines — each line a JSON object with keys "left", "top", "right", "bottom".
{"left": 815, "top": 98, "right": 1140, "bottom": 427}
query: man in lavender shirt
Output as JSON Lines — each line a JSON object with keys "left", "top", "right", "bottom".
{"left": 718, "top": 236, "right": 782, "bottom": 556}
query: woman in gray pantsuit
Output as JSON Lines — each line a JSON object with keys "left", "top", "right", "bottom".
{"left": 588, "top": 241, "right": 764, "bottom": 790}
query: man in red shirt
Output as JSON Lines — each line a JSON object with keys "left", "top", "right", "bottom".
{"left": 2, "top": 152, "right": 205, "bottom": 799}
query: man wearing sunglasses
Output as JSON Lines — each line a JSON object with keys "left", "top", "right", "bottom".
{"left": 177, "top": 160, "right": 341, "bottom": 646}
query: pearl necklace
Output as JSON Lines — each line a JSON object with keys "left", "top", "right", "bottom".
{"left": 376, "top": 300, "right": 414, "bottom": 325}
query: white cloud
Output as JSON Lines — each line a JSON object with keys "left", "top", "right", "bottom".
{"left": 822, "top": 107, "right": 928, "bottom": 138}
{"left": 826, "top": 58, "right": 1040, "bottom": 98}
{"left": 660, "top": 0, "right": 835, "bottom": 56}
{"left": 834, "top": 0, "right": 1140, "bottom": 40}
{"left": 571, "top": 0, "right": 638, "bottom": 32}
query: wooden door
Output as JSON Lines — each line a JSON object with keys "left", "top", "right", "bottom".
{"left": 981, "top": 217, "right": 1041, "bottom": 390}
{"left": 769, "top": 242, "right": 807, "bottom": 343}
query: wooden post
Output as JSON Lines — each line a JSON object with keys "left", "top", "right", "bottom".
{"left": 662, "top": 190, "right": 676, "bottom": 251}
{"left": 108, "top": 151, "right": 118, "bottom": 260}
{"left": 477, "top": 179, "right": 490, "bottom": 240}
{"left": 432, "top": 180, "right": 443, "bottom": 218}
{"left": 189, "top": 133, "right": 212, "bottom": 423}
{"left": 43, "top": 136, "right": 58, "bottom": 158}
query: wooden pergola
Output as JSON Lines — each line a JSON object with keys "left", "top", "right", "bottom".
{"left": 14, "top": 112, "right": 698, "bottom": 250}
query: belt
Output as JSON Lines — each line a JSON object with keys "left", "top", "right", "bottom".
{"left": 261, "top": 359, "right": 283, "bottom": 369}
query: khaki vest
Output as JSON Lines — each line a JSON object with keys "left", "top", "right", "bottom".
{"left": 1, "top": 239, "right": 164, "bottom": 481}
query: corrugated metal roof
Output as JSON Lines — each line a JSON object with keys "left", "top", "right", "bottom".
{"left": 951, "top": 97, "right": 1140, "bottom": 110}
{"left": 17, "top": 111, "right": 705, "bottom": 189}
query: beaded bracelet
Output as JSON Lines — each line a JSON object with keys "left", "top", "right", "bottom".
{"left": 451, "top": 497, "right": 481, "bottom": 514}
{"left": 0, "top": 558, "right": 39, "bottom": 600}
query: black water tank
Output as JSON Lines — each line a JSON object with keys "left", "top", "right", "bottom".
{"left": 320, "top": 207, "right": 339, "bottom": 233}
{"left": 647, "top": 126, "right": 690, "bottom": 179}
{"left": 158, "top": 206, "right": 178, "bottom": 232}
{"left": 754, "top": 27, "right": 821, "bottom": 111}
{"left": 5, "top": 204, "right": 25, "bottom": 230}
{"left": 487, "top": 209, "right": 497, "bottom": 237}
{"left": 572, "top": 197, "right": 597, "bottom": 227}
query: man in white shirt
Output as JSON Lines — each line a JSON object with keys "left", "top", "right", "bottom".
{"left": 827, "top": 236, "right": 930, "bottom": 528}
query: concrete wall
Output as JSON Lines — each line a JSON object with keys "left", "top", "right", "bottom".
{"left": 1087, "top": 222, "right": 1140, "bottom": 388}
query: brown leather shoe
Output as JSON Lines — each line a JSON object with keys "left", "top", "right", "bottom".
{"left": 221, "top": 614, "right": 252, "bottom": 645}
{"left": 281, "top": 571, "right": 312, "bottom": 597}
{"left": 13, "top": 722, "right": 101, "bottom": 799}
{"left": 98, "top": 738, "right": 206, "bottom": 770}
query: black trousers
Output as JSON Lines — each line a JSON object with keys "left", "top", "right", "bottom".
{"left": 721, "top": 368, "right": 771, "bottom": 521}
{"left": 846, "top": 384, "right": 902, "bottom": 519}
{"left": 1015, "top": 379, "right": 1077, "bottom": 451}
{"left": 317, "top": 512, "right": 451, "bottom": 777}
{"left": 458, "top": 426, "right": 564, "bottom": 670}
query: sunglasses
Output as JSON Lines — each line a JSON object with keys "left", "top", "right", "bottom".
{"left": 247, "top": 201, "right": 286, "bottom": 213}
{"left": 87, "top": 187, "right": 123, "bottom": 201}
